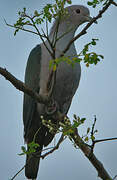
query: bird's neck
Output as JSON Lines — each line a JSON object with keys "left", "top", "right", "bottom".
{"left": 48, "top": 21, "right": 77, "bottom": 57}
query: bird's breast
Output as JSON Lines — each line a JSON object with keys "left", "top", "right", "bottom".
{"left": 37, "top": 42, "right": 81, "bottom": 114}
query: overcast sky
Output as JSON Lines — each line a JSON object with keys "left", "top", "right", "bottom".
{"left": 0, "top": 0, "right": 117, "bottom": 180}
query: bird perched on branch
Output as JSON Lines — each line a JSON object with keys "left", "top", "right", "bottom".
{"left": 23, "top": 4, "right": 92, "bottom": 179}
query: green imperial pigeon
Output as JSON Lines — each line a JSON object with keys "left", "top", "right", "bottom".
{"left": 23, "top": 5, "right": 92, "bottom": 179}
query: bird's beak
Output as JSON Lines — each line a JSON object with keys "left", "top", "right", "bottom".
{"left": 85, "top": 15, "right": 93, "bottom": 22}
{"left": 85, "top": 15, "right": 97, "bottom": 24}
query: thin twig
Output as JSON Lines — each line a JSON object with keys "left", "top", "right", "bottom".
{"left": 47, "top": 70, "right": 57, "bottom": 98}
{"left": 41, "top": 133, "right": 65, "bottom": 159}
{"left": 10, "top": 165, "right": 25, "bottom": 180}
{"left": 94, "top": 137, "right": 117, "bottom": 144}
{"left": 25, "top": 14, "right": 54, "bottom": 59}
{"left": 4, "top": 20, "right": 39, "bottom": 35}
{"left": 113, "top": 175, "right": 117, "bottom": 180}
{"left": 112, "top": 1, "right": 117, "bottom": 6}
{"left": 11, "top": 135, "right": 65, "bottom": 180}
{"left": 46, "top": 18, "right": 49, "bottom": 37}
{"left": 41, "top": 27, "right": 54, "bottom": 53}
{"left": 52, "top": 15, "right": 61, "bottom": 48}
{"left": 91, "top": 115, "right": 97, "bottom": 138}
{"left": 90, "top": 115, "right": 97, "bottom": 152}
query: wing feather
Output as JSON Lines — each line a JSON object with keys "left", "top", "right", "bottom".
{"left": 23, "top": 45, "right": 41, "bottom": 138}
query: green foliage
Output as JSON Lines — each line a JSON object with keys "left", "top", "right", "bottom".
{"left": 14, "top": 8, "right": 31, "bottom": 36}
{"left": 27, "top": 141, "right": 39, "bottom": 154}
{"left": 87, "top": 0, "right": 109, "bottom": 8}
{"left": 81, "top": 38, "right": 104, "bottom": 67}
{"left": 59, "top": 115, "right": 86, "bottom": 136}
{"left": 49, "top": 38, "right": 104, "bottom": 70}
{"left": 49, "top": 56, "right": 82, "bottom": 71}
{"left": 82, "top": 119, "right": 98, "bottom": 143}
{"left": 19, "top": 128, "right": 41, "bottom": 156}
{"left": 11, "top": 0, "right": 104, "bottom": 68}
{"left": 41, "top": 114, "right": 86, "bottom": 137}
{"left": 18, "top": 142, "right": 39, "bottom": 156}
{"left": 39, "top": 0, "right": 72, "bottom": 22}
{"left": 41, "top": 116, "right": 58, "bottom": 134}
{"left": 13, "top": 0, "right": 72, "bottom": 36}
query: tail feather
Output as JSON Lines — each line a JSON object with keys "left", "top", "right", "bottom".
{"left": 25, "top": 145, "right": 43, "bottom": 179}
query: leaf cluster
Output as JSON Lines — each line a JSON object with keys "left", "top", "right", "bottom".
{"left": 81, "top": 38, "right": 104, "bottom": 67}
{"left": 82, "top": 117, "right": 98, "bottom": 143}
{"left": 82, "top": 127, "right": 98, "bottom": 142}
{"left": 56, "top": 115, "right": 86, "bottom": 137}
{"left": 19, "top": 142, "right": 39, "bottom": 156}
{"left": 14, "top": 8, "right": 31, "bottom": 35}
{"left": 10, "top": 0, "right": 104, "bottom": 68}
{"left": 49, "top": 39, "right": 104, "bottom": 70}
{"left": 13, "top": 0, "right": 72, "bottom": 36}
{"left": 42, "top": 0, "right": 72, "bottom": 22}
{"left": 49, "top": 56, "right": 81, "bottom": 71}
{"left": 87, "top": 0, "right": 109, "bottom": 8}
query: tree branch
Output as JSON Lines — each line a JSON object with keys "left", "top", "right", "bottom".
{"left": 112, "top": 1, "right": 117, "bottom": 6}
{"left": 0, "top": 67, "right": 49, "bottom": 105}
{"left": 10, "top": 165, "right": 25, "bottom": 180}
{"left": 70, "top": 128, "right": 112, "bottom": 180}
{"left": 41, "top": 133, "right": 65, "bottom": 159}
{"left": 94, "top": 137, "right": 117, "bottom": 144}
{"left": 4, "top": 20, "right": 39, "bottom": 35}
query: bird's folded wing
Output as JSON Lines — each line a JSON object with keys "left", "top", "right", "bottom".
{"left": 23, "top": 45, "right": 41, "bottom": 138}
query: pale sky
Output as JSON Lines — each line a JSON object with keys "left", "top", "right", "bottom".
{"left": 0, "top": 0, "right": 117, "bottom": 179}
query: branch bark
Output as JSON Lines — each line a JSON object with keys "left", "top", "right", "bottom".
{"left": 41, "top": 133, "right": 65, "bottom": 159}
{"left": 70, "top": 129, "right": 112, "bottom": 180}
{"left": 0, "top": 67, "right": 49, "bottom": 105}
{"left": 112, "top": 1, "right": 117, "bottom": 6}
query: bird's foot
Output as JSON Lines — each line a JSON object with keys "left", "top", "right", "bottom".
{"left": 45, "top": 99, "right": 58, "bottom": 115}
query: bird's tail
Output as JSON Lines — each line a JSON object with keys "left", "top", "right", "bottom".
{"left": 25, "top": 145, "right": 43, "bottom": 179}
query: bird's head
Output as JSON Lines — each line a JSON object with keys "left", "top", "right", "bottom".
{"left": 63, "top": 5, "right": 92, "bottom": 28}
{"left": 50, "top": 5, "right": 92, "bottom": 37}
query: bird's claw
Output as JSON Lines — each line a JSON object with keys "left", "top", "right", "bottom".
{"left": 45, "top": 100, "right": 58, "bottom": 115}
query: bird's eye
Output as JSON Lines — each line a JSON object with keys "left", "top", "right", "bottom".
{"left": 76, "top": 9, "right": 80, "bottom": 14}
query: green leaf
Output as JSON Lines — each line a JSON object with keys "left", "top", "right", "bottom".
{"left": 84, "top": 136, "right": 89, "bottom": 142}
{"left": 28, "top": 141, "right": 39, "bottom": 148}
{"left": 14, "top": 29, "right": 19, "bottom": 36}
{"left": 63, "top": 128, "right": 74, "bottom": 135}
{"left": 18, "top": 146, "right": 27, "bottom": 156}
{"left": 94, "top": 129, "right": 98, "bottom": 133}
{"left": 91, "top": 135, "right": 95, "bottom": 141}
{"left": 53, "top": 64, "right": 57, "bottom": 71}
{"left": 87, "top": 1, "right": 93, "bottom": 6}
{"left": 87, "top": 127, "right": 90, "bottom": 134}
{"left": 80, "top": 118, "right": 86, "bottom": 123}
{"left": 86, "top": 63, "right": 89, "bottom": 67}
{"left": 49, "top": 60, "right": 54, "bottom": 69}
{"left": 23, "top": 7, "right": 26, "bottom": 13}
{"left": 99, "top": 55, "right": 104, "bottom": 59}
{"left": 91, "top": 41, "right": 96, "bottom": 45}
{"left": 67, "top": 0, "right": 72, "bottom": 4}
{"left": 72, "top": 57, "right": 82, "bottom": 63}
{"left": 21, "top": 146, "right": 26, "bottom": 152}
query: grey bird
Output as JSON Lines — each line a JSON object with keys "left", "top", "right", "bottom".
{"left": 23, "top": 5, "right": 92, "bottom": 179}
